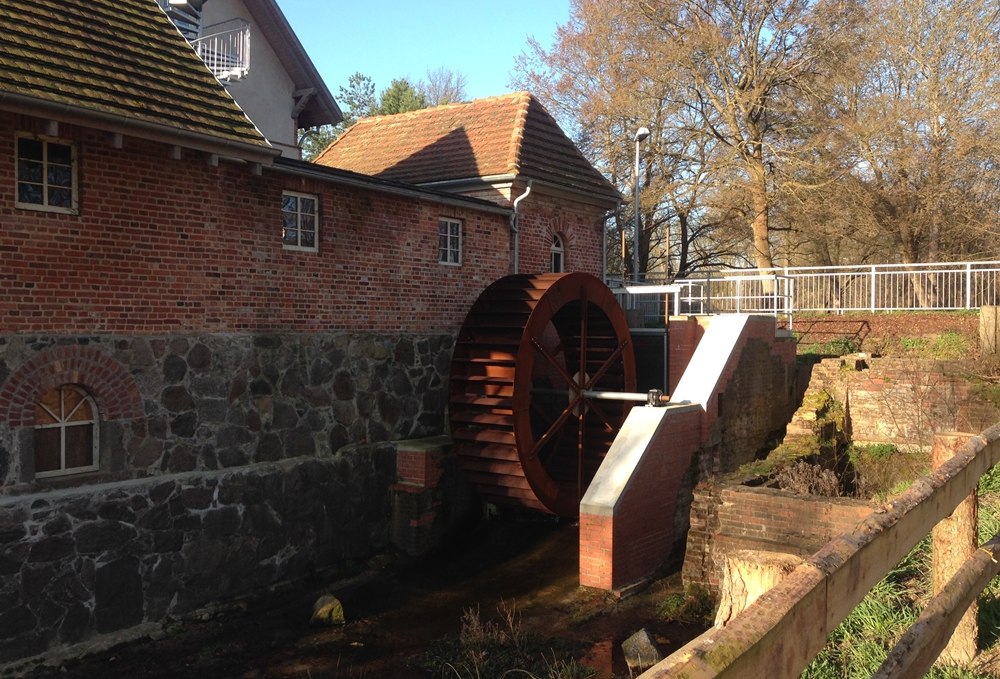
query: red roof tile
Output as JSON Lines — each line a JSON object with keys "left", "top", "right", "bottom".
{"left": 314, "top": 92, "right": 619, "bottom": 204}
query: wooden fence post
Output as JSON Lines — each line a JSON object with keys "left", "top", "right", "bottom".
{"left": 980, "top": 306, "right": 999, "bottom": 355}
{"left": 932, "top": 432, "right": 979, "bottom": 666}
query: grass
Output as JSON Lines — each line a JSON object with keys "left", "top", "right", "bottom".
{"left": 799, "top": 467, "right": 1000, "bottom": 678}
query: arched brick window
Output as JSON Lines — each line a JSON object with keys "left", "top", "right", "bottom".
{"left": 34, "top": 384, "right": 99, "bottom": 477}
{"left": 551, "top": 233, "right": 565, "bottom": 273}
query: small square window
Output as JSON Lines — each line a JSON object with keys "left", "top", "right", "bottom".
{"left": 15, "top": 134, "right": 78, "bottom": 215}
{"left": 439, "top": 217, "right": 462, "bottom": 265}
{"left": 281, "top": 190, "right": 319, "bottom": 252}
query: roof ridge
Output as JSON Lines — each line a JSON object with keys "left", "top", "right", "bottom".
{"left": 356, "top": 90, "right": 532, "bottom": 125}
{"left": 506, "top": 91, "right": 533, "bottom": 176}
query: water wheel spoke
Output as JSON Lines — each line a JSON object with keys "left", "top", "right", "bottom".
{"left": 524, "top": 391, "right": 587, "bottom": 463}
{"left": 583, "top": 340, "right": 630, "bottom": 392}
{"left": 530, "top": 336, "right": 580, "bottom": 392}
{"left": 584, "top": 398, "right": 618, "bottom": 435}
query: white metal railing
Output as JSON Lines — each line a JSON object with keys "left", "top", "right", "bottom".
{"left": 774, "top": 261, "right": 1000, "bottom": 312}
{"left": 192, "top": 19, "right": 250, "bottom": 81}
{"left": 614, "top": 275, "right": 794, "bottom": 329}
{"left": 610, "top": 260, "right": 1000, "bottom": 327}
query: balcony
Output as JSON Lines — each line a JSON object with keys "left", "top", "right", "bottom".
{"left": 192, "top": 18, "right": 251, "bottom": 82}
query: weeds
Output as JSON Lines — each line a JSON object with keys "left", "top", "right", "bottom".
{"left": 416, "top": 601, "right": 592, "bottom": 679}
{"left": 657, "top": 585, "right": 713, "bottom": 624}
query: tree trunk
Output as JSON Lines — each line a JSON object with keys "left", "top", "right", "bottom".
{"left": 714, "top": 550, "right": 802, "bottom": 628}
{"left": 748, "top": 160, "right": 774, "bottom": 272}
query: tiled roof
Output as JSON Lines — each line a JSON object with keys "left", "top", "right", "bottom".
{"left": 0, "top": 0, "right": 270, "bottom": 154}
{"left": 314, "top": 92, "right": 620, "bottom": 203}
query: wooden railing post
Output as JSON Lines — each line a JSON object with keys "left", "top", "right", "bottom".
{"left": 932, "top": 431, "right": 979, "bottom": 665}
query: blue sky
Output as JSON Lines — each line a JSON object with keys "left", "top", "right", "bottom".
{"left": 277, "top": 1, "right": 571, "bottom": 102}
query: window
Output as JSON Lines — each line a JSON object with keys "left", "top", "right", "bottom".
{"left": 551, "top": 234, "right": 565, "bottom": 273}
{"left": 439, "top": 217, "right": 462, "bottom": 265}
{"left": 33, "top": 385, "right": 99, "bottom": 478}
{"left": 15, "top": 134, "right": 77, "bottom": 214}
{"left": 281, "top": 191, "right": 318, "bottom": 251}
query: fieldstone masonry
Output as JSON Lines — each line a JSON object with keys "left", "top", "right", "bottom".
{"left": 0, "top": 449, "right": 396, "bottom": 664}
{"left": 0, "top": 331, "right": 455, "bottom": 667}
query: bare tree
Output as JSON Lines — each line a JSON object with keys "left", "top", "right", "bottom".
{"left": 845, "top": 0, "right": 1000, "bottom": 266}
{"left": 420, "top": 67, "right": 469, "bottom": 106}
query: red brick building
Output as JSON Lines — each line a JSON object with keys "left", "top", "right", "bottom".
{"left": 0, "top": 0, "right": 619, "bottom": 667}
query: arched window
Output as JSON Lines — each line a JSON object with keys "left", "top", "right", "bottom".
{"left": 551, "top": 234, "right": 565, "bottom": 273}
{"left": 34, "top": 385, "right": 99, "bottom": 478}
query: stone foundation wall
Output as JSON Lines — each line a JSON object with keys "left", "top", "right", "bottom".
{"left": 0, "top": 332, "right": 452, "bottom": 491}
{"left": 0, "top": 448, "right": 396, "bottom": 667}
{"left": 0, "top": 331, "right": 458, "bottom": 668}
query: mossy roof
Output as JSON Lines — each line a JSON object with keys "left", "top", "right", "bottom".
{"left": 0, "top": 0, "right": 268, "bottom": 150}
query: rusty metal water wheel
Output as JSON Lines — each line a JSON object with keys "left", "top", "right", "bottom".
{"left": 449, "top": 272, "right": 637, "bottom": 517}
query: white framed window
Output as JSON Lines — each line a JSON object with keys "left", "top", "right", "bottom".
{"left": 439, "top": 217, "right": 462, "bottom": 265}
{"left": 281, "top": 191, "right": 318, "bottom": 251}
{"left": 551, "top": 234, "right": 565, "bottom": 273}
{"left": 34, "top": 385, "right": 99, "bottom": 478}
{"left": 15, "top": 134, "right": 78, "bottom": 215}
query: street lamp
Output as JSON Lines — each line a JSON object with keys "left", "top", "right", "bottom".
{"left": 632, "top": 127, "right": 650, "bottom": 283}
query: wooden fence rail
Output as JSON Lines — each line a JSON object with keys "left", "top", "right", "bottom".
{"left": 642, "top": 423, "right": 1000, "bottom": 679}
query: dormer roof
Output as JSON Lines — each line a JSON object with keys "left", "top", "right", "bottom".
{"left": 314, "top": 92, "right": 620, "bottom": 205}
{"left": 0, "top": 0, "right": 274, "bottom": 162}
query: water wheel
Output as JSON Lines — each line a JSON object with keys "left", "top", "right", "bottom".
{"left": 449, "top": 272, "right": 637, "bottom": 517}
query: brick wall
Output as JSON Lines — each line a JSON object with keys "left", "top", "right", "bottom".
{"left": 579, "top": 406, "right": 702, "bottom": 591}
{"left": 683, "top": 484, "right": 872, "bottom": 594}
{"left": 0, "top": 114, "right": 527, "bottom": 336}
{"left": 802, "top": 356, "right": 999, "bottom": 450}
{"left": 514, "top": 192, "right": 604, "bottom": 277}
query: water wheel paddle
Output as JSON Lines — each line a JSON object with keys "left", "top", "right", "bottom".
{"left": 449, "top": 272, "right": 637, "bottom": 517}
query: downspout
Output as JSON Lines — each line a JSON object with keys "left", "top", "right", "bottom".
{"left": 510, "top": 180, "right": 533, "bottom": 274}
{"left": 602, "top": 201, "right": 622, "bottom": 284}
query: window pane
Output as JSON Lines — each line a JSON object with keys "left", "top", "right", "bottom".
{"left": 17, "top": 182, "right": 43, "bottom": 204}
{"left": 282, "top": 211, "right": 297, "bottom": 229}
{"left": 47, "top": 143, "right": 72, "bottom": 165}
{"left": 301, "top": 230, "right": 315, "bottom": 248}
{"left": 35, "top": 429, "right": 61, "bottom": 472}
{"left": 17, "top": 159, "right": 42, "bottom": 183}
{"left": 282, "top": 194, "right": 298, "bottom": 212}
{"left": 64, "top": 424, "right": 94, "bottom": 468}
{"left": 17, "top": 137, "right": 43, "bottom": 161}
{"left": 49, "top": 188, "right": 73, "bottom": 208}
{"left": 301, "top": 214, "right": 315, "bottom": 231}
{"left": 283, "top": 228, "right": 299, "bottom": 245}
{"left": 301, "top": 197, "right": 316, "bottom": 215}
{"left": 48, "top": 164, "right": 72, "bottom": 188}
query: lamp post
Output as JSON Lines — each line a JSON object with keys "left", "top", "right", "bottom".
{"left": 632, "top": 127, "right": 650, "bottom": 283}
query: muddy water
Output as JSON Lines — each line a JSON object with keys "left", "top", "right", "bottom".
{"left": 32, "top": 517, "right": 703, "bottom": 678}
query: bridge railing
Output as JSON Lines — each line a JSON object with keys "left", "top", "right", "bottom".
{"left": 613, "top": 260, "right": 1000, "bottom": 326}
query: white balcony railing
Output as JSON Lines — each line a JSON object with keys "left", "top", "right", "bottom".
{"left": 192, "top": 18, "right": 250, "bottom": 81}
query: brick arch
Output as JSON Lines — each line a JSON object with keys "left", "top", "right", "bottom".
{"left": 0, "top": 345, "right": 143, "bottom": 426}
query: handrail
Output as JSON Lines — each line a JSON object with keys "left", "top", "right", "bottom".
{"left": 611, "top": 260, "right": 1000, "bottom": 320}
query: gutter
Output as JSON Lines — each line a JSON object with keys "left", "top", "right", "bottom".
{"left": 0, "top": 92, "right": 279, "bottom": 165}
{"left": 270, "top": 159, "right": 513, "bottom": 216}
